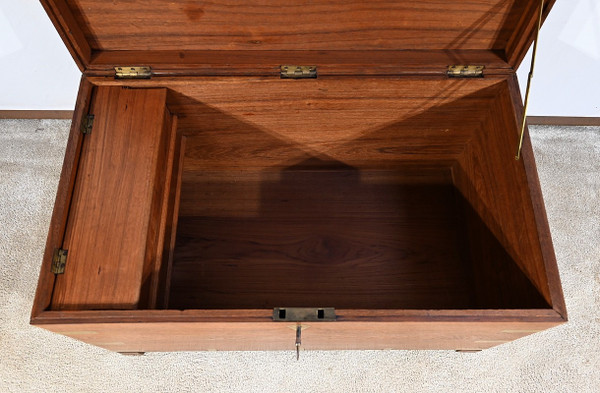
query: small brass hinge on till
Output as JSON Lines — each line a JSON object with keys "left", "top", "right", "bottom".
{"left": 280, "top": 65, "right": 317, "bottom": 79}
{"left": 114, "top": 66, "right": 152, "bottom": 79}
{"left": 80, "top": 114, "right": 94, "bottom": 134}
{"left": 447, "top": 65, "right": 484, "bottom": 78}
{"left": 273, "top": 307, "right": 336, "bottom": 321}
{"left": 51, "top": 248, "right": 68, "bottom": 274}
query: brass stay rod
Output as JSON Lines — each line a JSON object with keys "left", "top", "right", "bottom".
{"left": 516, "top": 0, "right": 545, "bottom": 160}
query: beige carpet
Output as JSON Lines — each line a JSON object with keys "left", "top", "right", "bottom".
{"left": 1, "top": 119, "right": 599, "bottom": 392}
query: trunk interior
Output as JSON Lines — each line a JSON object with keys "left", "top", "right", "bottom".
{"left": 49, "top": 76, "right": 552, "bottom": 312}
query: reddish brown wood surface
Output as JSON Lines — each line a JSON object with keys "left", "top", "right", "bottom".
{"left": 170, "top": 177, "right": 475, "bottom": 310}
{"left": 66, "top": 0, "right": 532, "bottom": 52}
{"left": 87, "top": 76, "right": 501, "bottom": 166}
{"left": 139, "top": 112, "right": 178, "bottom": 308}
{"left": 31, "top": 77, "right": 93, "bottom": 319}
{"left": 43, "top": 0, "right": 555, "bottom": 71}
{"left": 452, "top": 81, "right": 553, "bottom": 306}
{"left": 0, "top": 110, "right": 74, "bottom": 119}
{"left": 506, "top": 75, "right": 567, "bottom": 318}
{"left": 39, "top": 318, "right": 563, "bottom": 352}
{"left": 31, "top": 73, "right": 566, "bottom": 351}
{"left": 80, "top": 76, "right": 560, "bottom": 311}
{"left": 157, "top": 76, "right": 555, "bottom": 312}
{"left": 87, "top": 50, "right": 512, "bottom": 76}
{"left": 32, "top": 308, "right": 565, "bottom": 325}
{"left": 158, "top": 136, "right": 186, "bottom": 308}
{"left": 527, "top": 116, "right": 600, "bottom": 126}
{"left": 51, "top": 87, "right": 171, "bottom": 310}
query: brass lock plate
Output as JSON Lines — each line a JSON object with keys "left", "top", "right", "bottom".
{"left": 273, "top": 307, "right": 336, "bottom": 321}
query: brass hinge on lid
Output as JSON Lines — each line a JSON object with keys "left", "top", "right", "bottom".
{"left": 447, "top": 65, "right": 484, "bottom": 78}
{"left": 80, "top": 114, "right": 94, "bottom": 134}
{"left": 280, "top": 65, "right": 317, "bottom": 79}
{"left": 51, "top": 248, "right": 68, "bottom": 274}
{"left": 114, "top": 66, "right": 152, "bottom": 79}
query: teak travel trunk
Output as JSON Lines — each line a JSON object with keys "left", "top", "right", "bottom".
{"left": 32, "top": 0, "right": 567, "bottom": 353}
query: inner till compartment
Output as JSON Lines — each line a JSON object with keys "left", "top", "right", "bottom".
{"left": 160, "top": 77, "right": 550, "bottom": 310}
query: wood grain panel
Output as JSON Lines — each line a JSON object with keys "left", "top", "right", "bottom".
{"left": 87, "top": 50, "right": 512, "bottom": 76}
{"left": 527, "top": 116, "right": 600, "bottom": 126}
{"left": 170, "top": 179, "right": 474, "bottom": 310}
{"left": 66, "top": 0, "right": 525, "bottom": 52}
{"left": 31, "top": 72, "right": 566, "bottom": 351}
{"left": 452, "top": 80, "right": 552, "bottom": 306}
{"left": 455, "top": 191, "right": 549, "bottom": 308}
{"left": 153, "top": 129, "right": 185, "bottom": 309}
{"left": 506, "top": 75, "right": 566, "bottom": 318}
{"left": 179, "top": 168, "right": 453, "bottom": 217}
{"left": 31, "top": 77, "right": 93, "bottom": 319}
{"left": 0, "top": 110, "right": 74, "bottom": 119}
{"left": 139, "top": 112, "right": 179, "bottom": 309}
{"left": 159, "top": 77, "right": 499, "bottom": 171}
{"left": 39, "top": 318, "right": 563, "bottom": 352}
{"left": 51, "top": 87, "right": 171, "bottom": 310}
{"left": 32, "top": 308, "right": 564, "bottom": 351}
{"left": 32, "top": 308, "right": 565, "bottom": 325}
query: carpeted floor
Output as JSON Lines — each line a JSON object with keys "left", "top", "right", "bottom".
{"left": 0, "top": 119, "right": 598, "bottom": 392}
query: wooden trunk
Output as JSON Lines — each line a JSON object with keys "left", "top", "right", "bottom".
{"left": 32, "top": 0, "right": 566, "bottom": 353}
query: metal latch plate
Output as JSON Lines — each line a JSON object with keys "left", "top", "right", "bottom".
{"left": 273, "top": 307, "right": 336, "bottom": 321}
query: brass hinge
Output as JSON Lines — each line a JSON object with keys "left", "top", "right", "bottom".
{"left": 51, "top": 248, "right": 68, "bottom": 274}
{"left": 114, "top": 66, "right": 152, "bottom": 79}
{"left": 80, "top": 114, "right": 94, "bottom": 134}
{"left": 447, "top": 65, "right": 484, "bottom": 78}
{"left": 280, "top": 65, "right": 317, "bottom": 79}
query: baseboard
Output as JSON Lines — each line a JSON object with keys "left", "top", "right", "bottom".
{"left": 528, "top": 116, "right": 600, "bottom": 126}
{"left": 1, "top": 111, "right": 598, "bottom": 126}
{"left": 0, "top": 110, "right": 74, "bottom": 119}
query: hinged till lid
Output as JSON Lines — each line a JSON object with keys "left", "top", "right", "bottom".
{"left": 41, "top": 0, "right": 555, "bottom": 75}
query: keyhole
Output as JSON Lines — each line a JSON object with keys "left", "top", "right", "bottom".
{"left": 295, "top": 324, "right": 301, "bottom": 361}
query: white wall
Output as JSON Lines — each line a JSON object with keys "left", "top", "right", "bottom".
{"left": 516, "top": 0, "right": 600, "bottom": 116}
{"left": 0, "top": 0, "right": 80, "bottom": 110}
{"left": 1, "top": 0, "right": 599, "bottom": 116}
